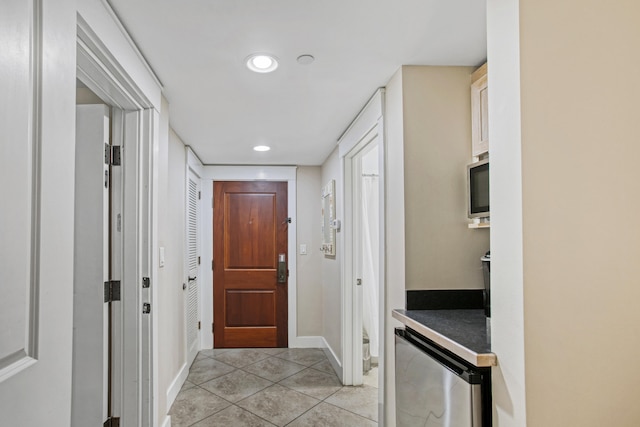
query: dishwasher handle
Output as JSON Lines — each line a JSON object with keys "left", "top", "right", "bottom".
{"left": 395, "top": 328, "right": 484, "bottom": 384}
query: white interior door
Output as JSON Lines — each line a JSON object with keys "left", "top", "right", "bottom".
{"left": 186, "top": 168, "right": 201, "bottom": 363}
{"left": 0, "top": 1, "right": 76, "bottom": 424}
{"left": 72, "top": 104, "right": 111, "bottom": 426}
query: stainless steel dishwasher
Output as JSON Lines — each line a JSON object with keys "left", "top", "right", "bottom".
{"left": 395, "top": 328, "right": 491, "bottom": 427}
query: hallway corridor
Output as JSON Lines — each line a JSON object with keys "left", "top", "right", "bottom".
{"left": 169, "top": 348, "right": 379, "bottom": 426}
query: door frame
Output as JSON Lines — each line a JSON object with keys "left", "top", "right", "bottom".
{"left": 76, "top": 12, "right": 161, "bottom": 425}
{"left": 339, "top": 89, "right": 386, "bottom": 421}
{"left": 200, "top": 166, "right": 299, "bottom": 349}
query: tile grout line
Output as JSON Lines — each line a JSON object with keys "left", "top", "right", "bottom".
{"left": 177, "top": 349, "right": 378, "bottom": 426}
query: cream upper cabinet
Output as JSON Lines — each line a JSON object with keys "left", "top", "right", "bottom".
{"left": 471, "top": 63, "right": 489, "bottom": 156}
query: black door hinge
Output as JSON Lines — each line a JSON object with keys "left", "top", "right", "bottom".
{"left": 104, "top": 280, "right": 121, "bottom": 303}
{"left": 110, "top": 146, "right": 121, "bottom": 166}
{"left": 212, "top": 260, "right": 214, "bottom": 271}
{"left": 104, "top": 417, "right": 120, "bottom": 427}
{"left": 142, "top": 277, "right": 150, "bottom": 288}
{"left": 198, "top": 321, "right": 201, "bottom": 330}
{"left": 198, "top": 191, "right": 201, "bottom": 200}
{"left": 143, "top": 303, "right": 151, "bottom": 314}
{"left": 102, "top": 417, "right": 120, "bottom": 427}
{"left": 198, "top": 256, "right": 201, "bottom": 265}
{"left": 212, "top": 323, "right": 214, "bottom": 333}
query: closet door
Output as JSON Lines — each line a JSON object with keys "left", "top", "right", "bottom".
{"left": 186, "top": 169, "right": 201, "bottom": 362}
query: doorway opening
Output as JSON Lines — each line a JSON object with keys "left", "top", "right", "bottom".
{"left": 346, "top": 135, "right": 382, "bottom": 389}
{"left": 341, "top": 95, "right": 386, "bottom": 422}
{"left": 74, "top": 16, "right": 159, "bottom": 424}
{"left": 358, "top": 144, "right": 380, "bottom": 383}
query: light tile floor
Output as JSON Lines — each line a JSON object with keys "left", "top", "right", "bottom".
{"left": 169, "top": 348, "right": 379, "bottom": 427}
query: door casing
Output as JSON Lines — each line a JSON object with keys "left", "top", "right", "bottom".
{"left": 339, "top": 89, "right": 386, "bottom": 422}
{"left": 76, "top": 14, "right": 160, "bottom": 426}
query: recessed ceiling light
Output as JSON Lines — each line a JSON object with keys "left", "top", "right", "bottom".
{"left": 246, "top": 54, "right": 279, "bottom": 73}
{"left": 253, "top": 145, "right": 271, "bottom": 152}
{"left": 297, "top": 54, "right": 315, "bottom": 65}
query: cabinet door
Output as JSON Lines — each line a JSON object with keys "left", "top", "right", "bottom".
{"left": 471, "top": 63, "right": 489, "bottom": 156}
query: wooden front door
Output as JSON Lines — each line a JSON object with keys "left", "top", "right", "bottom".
{"left": 213, "top": 181, "right": 288, "bottom": 348}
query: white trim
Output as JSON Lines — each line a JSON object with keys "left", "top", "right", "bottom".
{"left": 76, "top": 15, "right": 154, "bottom": 111}
{"left": 338, "top": 89, "right": 386, "bottom": 385}
{"left": 200, "top": 165, "right": 298, "bottom": 349}
{"left": 186, "top": 146, "right": 204, "bottom": 177}
{"left": 289, "top": 336, "right": 325, "bottom": 348}
{"left": 160, "top": 415, "right": 172, "bottom": 427}
{"left": 76, "top": 10, "right": 162, "bottom": 424}
{"left": 321, "top": 337, "right": 343, "bottom": 383}
{"left": 338, "top": 90, "right": 384, "bottom": 153}
{"left": 98, "top": 0, "right": 163, "bottom": 89}
{"left": 376, "top": 117, "right": 387, "bottom": 425}
{"left": 338, "top": 90, "right": 386, "bottom": 424}
{"left": 0, "top": 358, "right": 37, "bottom": 384}
{"left": 201, "top": 165, "right": 297, "bottom": 181}
{"left": 76, "top": 1, "right": 162, "bottom": 109}
{"left": 147, "top": 108, "right": 160, "bottom": 427}
{"left": 165, "top": 361, "right": 189, "bottom": 413}
{"left": 201, "top": 177, "right": 213, "bottom": 350}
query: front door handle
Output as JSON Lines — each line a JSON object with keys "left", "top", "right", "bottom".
{"left": 188, "top": 276, "right": 197, "bottom": 281}
{"left": 277, "top": 253, "right": 286, "bottom": 283}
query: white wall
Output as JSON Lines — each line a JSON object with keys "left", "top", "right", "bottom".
{"left": 296, "top": 167, "right": 323, "bottom": 336}
{"left": 320, "top": 148, "right": 343, "bottom": 361}
{"left": 157, "top": 98, "right": 188, "bottom": 423}
{"left": 486, "top": 0, "right": 526, "bottom": 425}
{"left": 383, "top": 68, "right": 407, "bottom": 427}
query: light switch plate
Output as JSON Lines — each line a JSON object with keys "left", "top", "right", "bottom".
{"left": 159, "top": 246, "right": 165, "bottom": 267}
{"left": 300, "top": 244, "right": 307, "bottom": 255}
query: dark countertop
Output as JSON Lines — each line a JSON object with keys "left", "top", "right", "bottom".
{"left": 392, "top": 309, "right": 496, "bottom": 367}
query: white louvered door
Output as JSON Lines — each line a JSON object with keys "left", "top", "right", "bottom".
{"left": 186, "top": 170, "right": 200, "bottom": 363}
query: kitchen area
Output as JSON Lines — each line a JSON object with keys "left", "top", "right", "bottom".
{"left": 390, "top": 63, "right": 493, "bottom": 426}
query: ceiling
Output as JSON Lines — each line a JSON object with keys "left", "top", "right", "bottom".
{"left": 108, "top": 0, "right": 487, "bottom": 166}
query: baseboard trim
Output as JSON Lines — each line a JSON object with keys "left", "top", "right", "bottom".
{"left": 321, "top": 337, "right": 343, "bottom": 383}
{"left": 166, "top": 361, "right": 190, "bottom": 413}
{"left": 289, "top": 335, "right": 325, "bottom": 348}
{"left": 160, "top": 415, "right": 171, "bottom": 427}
